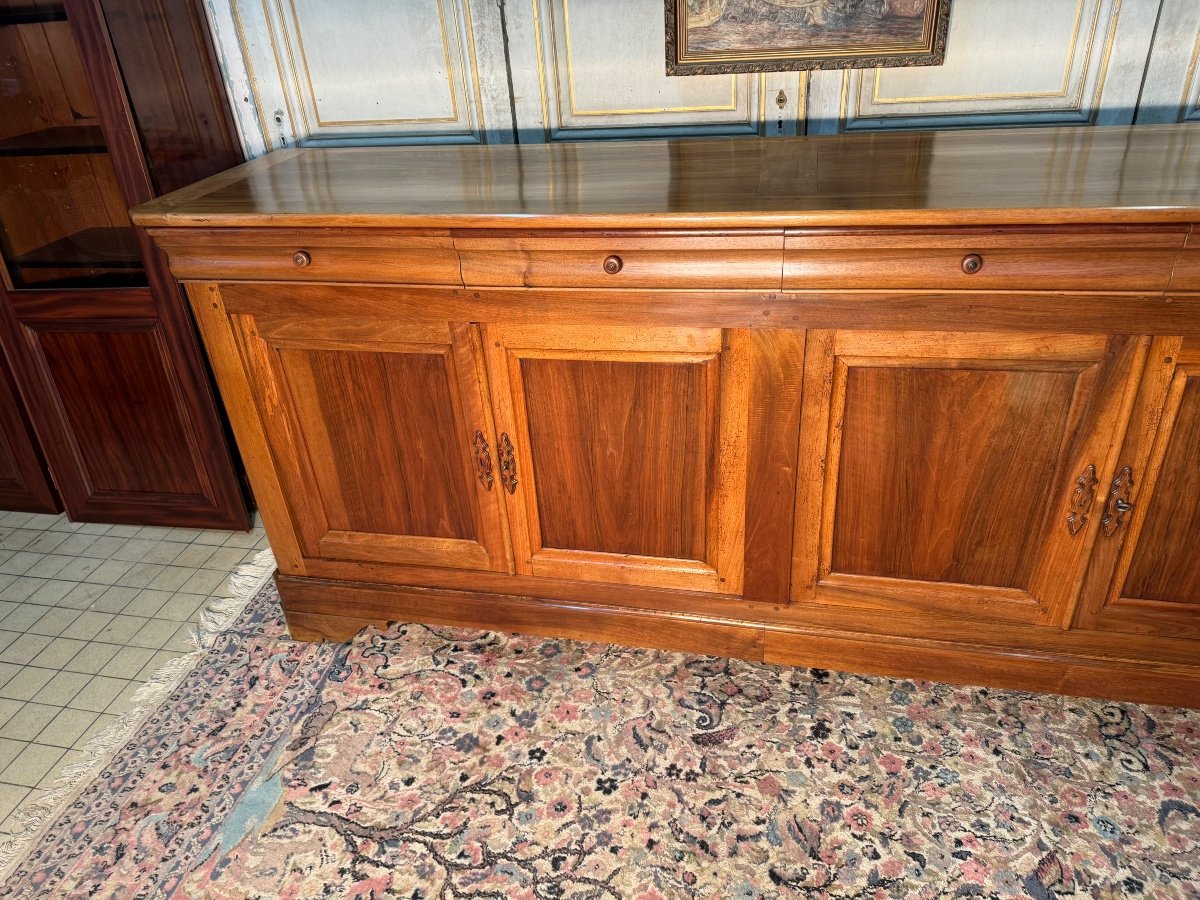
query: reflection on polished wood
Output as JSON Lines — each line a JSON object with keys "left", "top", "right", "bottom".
{"left": 136, "top": 124, "right": 1200, "bottom": 229}
{"left": 140, "top": 124, "right": 1200, "bottom": 708}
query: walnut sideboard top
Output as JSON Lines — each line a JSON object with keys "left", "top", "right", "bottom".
{"left": 133, "top": 124, "right": 1200, "bottom": 230}
{"left": 135, "top": 124, "right": 1200, "bottom": 709}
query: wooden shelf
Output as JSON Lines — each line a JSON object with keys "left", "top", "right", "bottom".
{"left": 0, "top": 5, "right": 66, "bottom": 26}
{"left": 10, "top": 226, "right": 142, "bottom": 271}
{"left": 0, "top": 125, "right": 106, "bottom": 157}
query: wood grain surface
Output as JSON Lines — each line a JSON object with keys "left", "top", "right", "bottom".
{"left": 133, "top": 125, "right": 1200, "bottom": 229}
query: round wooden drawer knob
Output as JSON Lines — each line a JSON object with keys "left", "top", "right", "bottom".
{"left": 292, "top": 250, "right": 312, "bottom": 268}
{"left": 961, "top": 253, "right": 983, "bottom": 274}
{"left": 603, "top": 255, "right": 623, "bottom": 274}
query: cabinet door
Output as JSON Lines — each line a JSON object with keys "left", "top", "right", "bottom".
{"left": 792, "top": 330, "right": 1147, "bottom": 626}
{"left": 482, "top": 325, "right": 748, "bottom": 594}
{"left": 226, "top": 302, "right": 509, "bottom": 573}
{"left": 1076, "top": 337, "right": 1200, "bottom": 637}
{"left": 0, "top": 348, "right": 58, "bottom": 514}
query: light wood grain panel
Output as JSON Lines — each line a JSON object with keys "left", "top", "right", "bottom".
{"left": 1079, "top": 341, "right": 1200, "bottom": 636}
{"left": 132, "top": 125, "right": 1200, "bottom": 230}
{"left": 793, "top": 329, "right": 1146, "bottom": 627}
{"left": 149, "top": 227, "right": 462, "bottom": 284}
{"left": 483, "top": 323, "right": 747, "bottom": 594}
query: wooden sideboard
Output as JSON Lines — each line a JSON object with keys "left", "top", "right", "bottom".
{"left": 134, "top": 125, "right": 1200, "bottom": 708}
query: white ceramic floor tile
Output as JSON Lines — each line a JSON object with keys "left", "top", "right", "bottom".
{"left": 59, "top": 612, "right": 115, "bottom": 642}
{"left": 0, "top": 742, "right": 64, "bottom": 787}
{"left": 28, "top": 637, "right": 88, "bottom": 670}
{"left": 34, "top": 671, "right": 93, "bottom": 706}
{"left": 97, "top": 646, "right": 156, "bottom": 680}
{"left": 0, "top": 634, "right": 52, "bottom": 665}
{"left": 36, "top": 708, "right": 100, "bottom": 749}
{"left": 0, "top": 509, "right": 267, "bottom": 820}
{"left": 0, "top": 668, "right": 55, "bottom": 702}
{"left": 0, "top": 703, "right": 59, "bottom": 740}
{"left": 63, "top": 643, "right": 121, "bottom": 676}
{"left": 66, "top": 676, "right": 130, "bottom": 713}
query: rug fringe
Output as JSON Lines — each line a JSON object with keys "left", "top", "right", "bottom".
{"left": 0, "top": 546, "right": 277, "bottom": 883}
{"left": 192, "top": 547, "right": 277, "bottom": 650}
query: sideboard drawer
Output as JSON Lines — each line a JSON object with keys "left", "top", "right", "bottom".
{"left": 147, "top": 228, "right": 463, "bottom": 285}
{"left": 456, "top": 232, "right": 784, "bottom": 288}
{"left": 784, "top": 228, "right": 1186, "bottom": 290}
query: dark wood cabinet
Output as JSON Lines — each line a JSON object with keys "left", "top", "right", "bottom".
{"left": 139, "top": 125, "right": 1200, "bottom": 708}
{"left": 0, "top": 346, "right": 58, "bottom": 514}
{"left": 0, "top": 0, "right": 248, "bottom": 528}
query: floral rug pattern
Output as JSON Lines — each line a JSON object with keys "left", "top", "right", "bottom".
{"left": 3, "top": 582, "right": 1199, "bottom": 898}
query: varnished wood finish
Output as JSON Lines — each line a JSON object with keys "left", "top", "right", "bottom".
{"left": 791, "top": 331, "right": 1144, "bottom": 627}
{"left": 1077, "top": 340, "right": 1200, "bottom": 638}
{"left": 221, "top": 289, "right": 509, "bottom": 573}
{"left": 276, "top": 573, "right": 1200, "bottom": 710}
{"left": 482, "top": 324, "right": 747, "bottom": 594}
{"left": 140, "top": 125, "right": 1200, "bottom": 707}
{"left": 134, "top": 125, "right": 1200, "bottom": 230}
{"left": 0, "top": 348, "right": 58, "bottom": 513}
{"left": 0, "top": 0, "right": 248, "bottom": 527}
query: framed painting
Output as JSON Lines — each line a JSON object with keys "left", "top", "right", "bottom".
{"left": 666, "top": 0, "right": 953, "bottom": 75}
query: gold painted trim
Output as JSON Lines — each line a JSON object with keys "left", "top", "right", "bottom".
{"left": 260, "top": 0, "right": 302, "bottom": 141}
{"left": 230, "top": 0, "right": 276, "bottom": 148}
{"left": 1178, "top": 23, "right": 1200, "bottom": 120}
{"left": 1082, "top": 0, "right": 1123, "bottom": 123}
{"left": 667, "top": 0, "right": 949, "bottom": 74}
{"left": 848, "top": 0, "right": 1123, "bottom": 125}
{"left": 558, "top": 0, "right": 738, "bottom": 117}
{"left": 868, "top": 0, "right": 1089, "bottom": 104}
{"left": 531, "top": 0, "right": 550, "bottom": 139}
{"left": 462, "top": 0, "right": 487, "bottom": 137}
{"left": 283, "top": 0, "right": 465, "bottom": 127}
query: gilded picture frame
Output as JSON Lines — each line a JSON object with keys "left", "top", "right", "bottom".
{"left": 665, "top": 0, "right": 953, "bottom": 75}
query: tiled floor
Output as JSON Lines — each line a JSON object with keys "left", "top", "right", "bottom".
{"left": 0, "top": 509, "right": 268, "bottom": 839}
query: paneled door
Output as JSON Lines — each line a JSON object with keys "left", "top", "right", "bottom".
{"left": 1075, "top": 337, "right": 1200, "bottom": 637}
{"left": 221, "top": 291, "right": 510, "bottom": 573}
{"left": 482, "top": 324, "right": 748, "bottom": 593}
{"left": 792, "top": 330, "right": 1148, "bottom": 626}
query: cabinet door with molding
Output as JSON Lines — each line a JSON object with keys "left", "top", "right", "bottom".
{"left": 214, "top": 287, "right": 511, "bottom": 574}
{"left": 1076, "top": 337, "right": 1200, "bottom": 637}
{"left": 791, "top": 330, "right": 1148, "bottom": 626}
{"left": 482, "top": 324, "right": 748, "bottom": 594}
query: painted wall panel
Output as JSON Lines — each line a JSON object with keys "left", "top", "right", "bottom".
{"left": 1136, "top": 0, "right": 1200, "bottom": 123}
{"left": 209, "top": 0, "right": 1194, "bottom": 154}
{"left": 219, "top": 0, "right": 514, "bottom": 149}
{"left": 807, "top": 0, "right": 1162, "bottom": 132}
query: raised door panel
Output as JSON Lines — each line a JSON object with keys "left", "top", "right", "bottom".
{"left": 1076, "top": 338, "right": 1200, "bottom": 636}
{"left": 483, "top": 324, "right": 747, "bottom": 594}
{"left": 792, "top": 330, "right": 1147, "bottom": 626}
{"left": 0, "top": 348, "right": 58, "bottom": 514}
{"left": 224, "top": 301, "right": 509, "bottom": 573}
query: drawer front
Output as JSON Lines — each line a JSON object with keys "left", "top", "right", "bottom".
{"left": 456, "top": 233, "right": 783, "bottom": 289}
{"left": 149, "top": 228, "right": 463, "bottom": 285}
{"left": 784, "top": 228, "right": 1186, "bottom": 291}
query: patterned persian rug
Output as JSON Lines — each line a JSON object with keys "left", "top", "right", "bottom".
{"left": 0, "top": 570, "right": 1198, "bottom": 897}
